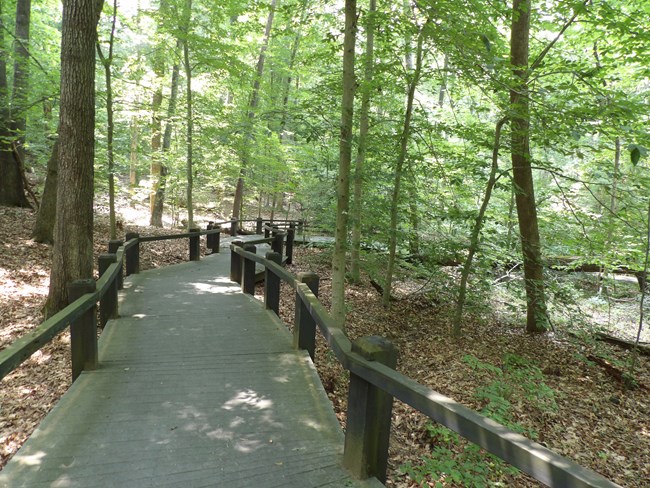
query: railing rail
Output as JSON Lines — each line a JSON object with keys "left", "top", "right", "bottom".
{"left": 0, "top": 219, "right": 300, "bottom": 384}
{"left": 230, "top": 243, "right": 621, "bottom": 488}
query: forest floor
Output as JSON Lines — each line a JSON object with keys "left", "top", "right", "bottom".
{"left": 1, "top": 205, "right": 649, "bottom": 487}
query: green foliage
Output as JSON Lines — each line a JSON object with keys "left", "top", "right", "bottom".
{"left": 401, "top": 354, "right": 558, "bottom": 486}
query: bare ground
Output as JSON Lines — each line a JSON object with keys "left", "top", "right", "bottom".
{"left": 1, "top": 207, "right": 649, "bottom": 487}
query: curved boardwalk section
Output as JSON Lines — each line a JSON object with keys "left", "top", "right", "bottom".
{"left": 1, "top": 251, "right": 365, "bottom": 487}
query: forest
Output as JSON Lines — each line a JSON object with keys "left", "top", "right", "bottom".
{"left": 0, "top": 0, "right": 649, "bottom": 486}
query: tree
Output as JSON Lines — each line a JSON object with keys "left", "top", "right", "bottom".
{"left": 97, "top": 0, "right": 118, "bottom": 239}
{"left": 0, "top": 0, "right": 32, "bottom": 208}
{"left": 45, "top": 0, "right": 103, "bottom": 316}
{"left": 330, "top": 0, "right": 357, "bottom": 327}
{"left": 350, "top": 0, "right": 376, "bottom": 284}
{"left": 183, "top": 0, "right": 194, "bottom": 230}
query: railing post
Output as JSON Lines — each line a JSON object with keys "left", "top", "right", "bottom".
{"left": 230, "top": 240, "right": 244, "bottom": 284}
{"left": 294, "top": 272, "right": 319, "bottom": 360}
{"left": 286, "top": 223, "right": 295, "bottom": 265}
{"left": 189, "top": 227, "right": 201, "bottom": 261}
{"left": 230, "top": 218, "right": 238, "bottom": 236}
{"left": 212, "top": 226, "right": 221, "bottom": 253}
{"left": 256, "top": 217, "right": 263, "bottom": 234}
{"left": 98, "top": 253, "right": 118, "bottom": 327}
{"left": 108, "top": 239, "right": 124, "bottom": 289}
{"left": 242, "top": 244, "right": 257, "bottom": 295}
{"left": 125, "top": 232, "right": 140, "bottom": 276}
{"left": 206, "top": 222, "right": 214, "bottom": 251}
{"left": 264, "top": 224, "right": 270, "bottom": 238}
{"left": 272, "top": 231, "right": 284, "bottom": 257}
{"left": 343, "top": 336, "right": 398, "bottom": 483}
{"left": 265, "top": 251, "right": 282, "bottom": 315}
{"left": 68, "top": 279, "right": 98, "bottom": 382}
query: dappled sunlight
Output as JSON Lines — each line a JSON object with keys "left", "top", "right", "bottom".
{"left": 222, "top": 389, "right": 273, "bottom": 411}
{"left": 12, "top": 450, "right": 46, "bottom": 467}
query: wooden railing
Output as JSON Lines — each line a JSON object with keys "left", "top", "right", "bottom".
{"left": 0, "top": 219, "right": 299, "bottom": 383}
{"left": 230, "top": 244, "right": 621, "bottom": 488}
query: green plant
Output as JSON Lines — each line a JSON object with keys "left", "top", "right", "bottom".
{"left": 401, "top": 354, "right": 558, "bottom": 486}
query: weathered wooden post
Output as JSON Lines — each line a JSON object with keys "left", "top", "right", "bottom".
{"left": 206, "top": 222, "right": 214, "bottom": 250}
{"left": 189, "top": 227, "right": 201, "bottom": 261}
{"left": 68, "top": 279, "right": 99, "bottom": 382}
{"left": 343, "top": 336, "right": 398, "bottom": 483}
{"left": 108, "top": 239, "right": 124, "bottom": 289}
{"left": 125, "top": 232, "right": 140, "bottom": 276}
{"left": 230, "top": 218, "right": 238, "bottom": 236}
{"left": 212, "top": 226, "right": 221, "bottom": 254}
{"left": 242, "top": 244, "right": 257, "bottom": 295}
{"left": 256, "top": 217, "right": 263, "bottom": 234}
{"left": 230, "top": 239, "right": 244, "bottom": 284}
{"left": 265, "top": 252, "right": 282, "bottom": 315}
{"left": 272, "top": 231, "right": 284, "bottom": 257}
{"left": 264, "top": 223, "right": 271, "bottom": 238}
{"left": 98, "top": 253, "right": 118, "bottom": 327}
{"left": 294, "top": 272, "right": 319, "bottom": 360}
{"left": 286, "top": 223, "right": 295, "bottom": 265}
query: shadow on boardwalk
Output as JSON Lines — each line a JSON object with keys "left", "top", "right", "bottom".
{"left": 0, "top": 250, "right": 369, "bottom": 487}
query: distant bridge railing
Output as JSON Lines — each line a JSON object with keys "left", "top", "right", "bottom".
{"left": 0, "top": 218, "right": 299, "bottom": 384}
{"left": 230, "top": 243, "right": 621, "bottom": 488}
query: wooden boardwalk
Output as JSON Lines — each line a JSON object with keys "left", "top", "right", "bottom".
{"left": 1, "top": 242, "right": 374, "bottom": 487}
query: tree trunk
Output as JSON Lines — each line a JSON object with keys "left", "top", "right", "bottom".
{"left": 350, "top": 0, "right": 376, "bottom": 284}
{"left": 382, "top": 28, "right": 424, "bottom": 308}
{"left": 0, "top": 0, "right": 31, "bottom": 207}
{"left": 129, "top": 115, "right": 138, "bottom": 196}
{"left": 232, "top": 0, "right": 277, "bottom": 221}
{"left": 330, "top": 0, "right": 357, "bottom": 327}
{"left": 46, "top": 0, "right": 103, "bottom": 317}
{"left": 183, "top": 0, "right": 193, "bottom": 230}
{"left": 32, "top": 138, "right": 59, "bottom": 244}
{"left": 510, "top": 0, "right": 548, "bottom": 333}
{"left": 97, "top": 0, "right": 117, "bottom": 239}
{"left": 453, "top": 118, "right": 507, "bottom": 336}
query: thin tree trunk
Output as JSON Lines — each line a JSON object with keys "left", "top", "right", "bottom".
{"left": 46, "top": 0, "right": 103, "bottom": 316}
{"left": 510, "top": 0, "right": 549, "bottom": 333}
{"left": 129, "top": 116, "right": 138, "bottom": 196}
{"left": 97, "top": 0, "right": 117, "bottom": 239}
{"left": 382, "top": 29, "right": 424, "bottom": 308}
{"left": 350, "top": 0, "right": 376, "bottom": 284}
{"left": 232, "top": 0, "right": 277, "bottom": 221}
{"left": 453, "top": 118, "right": 507, "bottom": 336}
{"left": 0, "top": 0, "right": 31, "bottom": 207}
{"left": 183, "top": 0, "right": 193, "bottom": 230}
{"left": 331, "top": 0, "right": 357, "bottom": 327}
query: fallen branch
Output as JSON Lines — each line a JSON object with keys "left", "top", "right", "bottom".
{"left": 586, "top": 354, "right": 649, "bottom": 391}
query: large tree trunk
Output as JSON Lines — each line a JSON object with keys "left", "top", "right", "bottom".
{"left": 232, "top": 0, "right": 277, "bottom": 221}
{"left": 32, "top": 138, "right": 59, "bottom": 244}
{"left": 149, "top": 12, "right": 166, "bottom": 227}
{"left": 330, "top": 0, "right": 357, "bottom": 327}
{"left": 382, "top": 28, "right": 424, "bottom": 309}
{"left": 510, "top": 0, "right": 549, "bottom": 333}
{"left": 0, "top": 0, "right": 31, "bottom": 208}
{"left": 46, "top": 0, "right": 103, "bottom": 316}
{"left": 350, "top": 0, "right": 376, "bottom": 284}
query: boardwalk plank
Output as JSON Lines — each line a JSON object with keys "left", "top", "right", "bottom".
{"left": 1, "top": 249, "right": 374, "bottom": 487}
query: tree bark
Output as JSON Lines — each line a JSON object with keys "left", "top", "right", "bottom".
{"left": 382, "top": 28, "right": 424, "bottom": 309}
{"left": 46, "top": 0, "right": 103, "bottom": 316}
{"left": 350, "top": 0, "right": 376, "bottom": 284}
{"left": 32, "top": 138, "right": 59, "bottom": 244}
{"left": 510, "top": 0, "right": 549, "bottom": 333}
{"left": 330, "top": 0, "right": 357, "bottom": 327}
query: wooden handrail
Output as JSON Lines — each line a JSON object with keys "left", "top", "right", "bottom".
{"left": 231, "top": 245, "right": 621, "bottom": 488}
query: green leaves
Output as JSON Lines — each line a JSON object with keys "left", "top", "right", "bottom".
{"left": 628, "top": 144, "right": 646, "bottom": 166}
